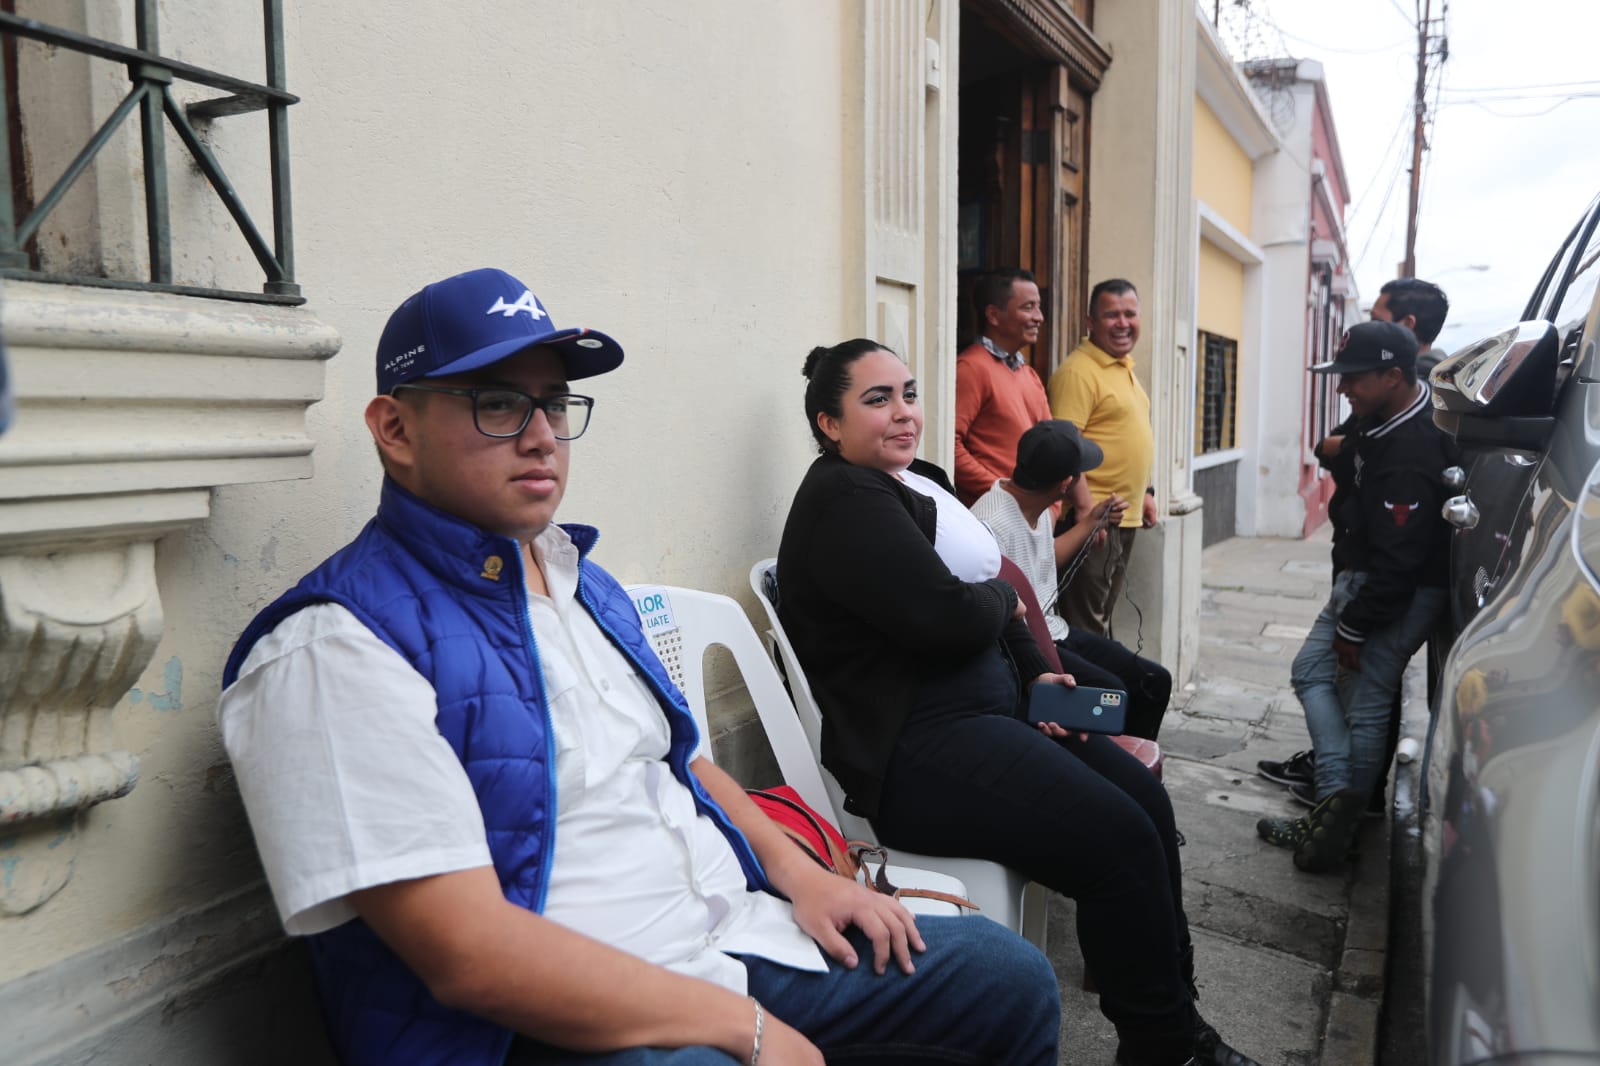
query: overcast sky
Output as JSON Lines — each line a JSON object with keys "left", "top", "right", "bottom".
{"left": 1252, "top": 0, "right": 1600, "bottom": 347}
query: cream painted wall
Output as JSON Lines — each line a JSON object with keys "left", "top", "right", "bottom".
{"left": 3, "top": 0, "right": 870, "bottom": 985}
{"left": 1191, "top": 96, "right": 1254, "bottom": 235}
{"left": 1196, "top": 238, "right": 1246, "bottom": 340}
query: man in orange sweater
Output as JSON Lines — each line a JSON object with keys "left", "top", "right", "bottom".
{"left": 953, "top": 269, "right": 1052, "bottom": 505}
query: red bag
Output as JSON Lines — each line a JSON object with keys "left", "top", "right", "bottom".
{"left": 747, "top": 786, "right": 853, "bottom": 871}
{"left": 746, "top": 786, "right": 977, "bottom": 911}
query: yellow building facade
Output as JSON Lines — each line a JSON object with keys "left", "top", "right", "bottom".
{"left": 1188, "top": 18, "right": 1278, "bottom": 545}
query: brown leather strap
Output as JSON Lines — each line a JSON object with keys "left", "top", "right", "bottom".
{"left": 849, "top": 842, "right": 979, "bottom": 912}
{"left": 895, "top": 887, "right": 982, "bottom": 910}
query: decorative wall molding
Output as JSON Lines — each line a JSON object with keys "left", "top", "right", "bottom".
{"left": 0, "top": 280, "right": 338, "bottom": 911}
{"left": 0, "top": 883, "right": 303, "bottom": 1065}
{"left": 979, "top": 0, "right": 1110, "bottom": 90}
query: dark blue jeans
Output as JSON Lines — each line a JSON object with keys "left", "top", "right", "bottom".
{"left": 506, "top": 917, "right": 1060, "bottom": 1064}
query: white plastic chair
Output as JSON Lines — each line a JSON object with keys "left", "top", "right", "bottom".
{"left": 623, "top": 582, "right": 971, "bottom": 919}
{"left": 745, "top": 560, "right": 1049, "bottom": 950}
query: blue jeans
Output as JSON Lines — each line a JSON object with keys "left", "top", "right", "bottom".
{"left": 1291, "top": 571, "right": 1446, "bottom": 799}
{"left": 506, "top": 917, "right": 1060, "bottom": 1064}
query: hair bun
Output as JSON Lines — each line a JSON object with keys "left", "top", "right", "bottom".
{"left": 802, "top": 345, "right": 830, "bottom": 380}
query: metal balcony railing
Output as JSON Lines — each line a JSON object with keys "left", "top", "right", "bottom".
{"left": 0, "top": 0, "right": 302, "bottom": 303}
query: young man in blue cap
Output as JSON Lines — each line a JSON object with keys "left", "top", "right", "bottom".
{"left": 1257, "top": 320, "right": 1452, "bottom": 872}
{"left": 217, "top": 269, "right": 1060, "bottom": 1066}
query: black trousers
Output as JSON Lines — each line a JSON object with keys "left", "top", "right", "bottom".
{"left": 1055, "top": 629, "right": 1173, "bottom": 741}
{"left": 872, "top": 649, "right": 1195, "bottom": 1064}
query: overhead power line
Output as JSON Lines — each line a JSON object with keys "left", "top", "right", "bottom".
{"left": 1347, "top": 103, "right": 1416, "bottom": 224}
{"left": 1264, "top": 22, "right": 1409, "bottom": 55}
{"left": 1441, "top": 78, "right": 1600, "bottom": 93}
{"left": 1384, "top": 0, "right": 1416, "bottom": 29}
{"left": 1446, "top": 93, "right": 1600, "bottom": 119}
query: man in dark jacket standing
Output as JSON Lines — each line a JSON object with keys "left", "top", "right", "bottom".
{"left": 1258, "top": 321, "right": 1451, "bottom": 872}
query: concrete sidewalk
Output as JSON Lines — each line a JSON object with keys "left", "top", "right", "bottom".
{"left": 1050, "top": 531, "right": 1405, "bottom": 1065}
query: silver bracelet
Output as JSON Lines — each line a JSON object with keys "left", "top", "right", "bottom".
{"left": 749, "top": 997, "right": 764, "bottom": 1066}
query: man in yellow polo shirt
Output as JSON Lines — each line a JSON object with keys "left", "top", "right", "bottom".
{"left": 1047, "top": 279, "right": 1157, "bottom": 638}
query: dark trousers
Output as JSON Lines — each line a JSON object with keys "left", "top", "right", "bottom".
{"left": 1060, "top": 525, "right": 1139, "bottom": 638}
{"left": 872, "top": 650, "right": 1195, "bottom": 1064}
{"left": 1056, "top": 629, "right": 1172, "bottom": 741}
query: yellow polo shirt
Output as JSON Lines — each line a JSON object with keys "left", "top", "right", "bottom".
{"left": 1047, "top": 339, "right": 1153, "bottom": 528}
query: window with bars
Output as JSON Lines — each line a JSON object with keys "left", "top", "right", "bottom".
{"left": 0, "top": 0, "right": 300, "bottom": 303}
{"left": 1194, "top": 330, "right": 1238, "bottom": 454}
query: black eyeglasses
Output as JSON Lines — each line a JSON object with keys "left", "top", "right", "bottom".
{"left": 390, "top": 384, "right": 595, "bottom": 440}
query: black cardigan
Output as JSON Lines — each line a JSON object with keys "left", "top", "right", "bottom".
{"left": 776, "top": 453, "right": 1053, "bottom": 817}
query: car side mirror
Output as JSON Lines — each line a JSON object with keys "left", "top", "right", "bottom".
{"left": 1445, "top": 413, "right": 1556, "bottom": 452}
{"left": 1431, "top": 320, "right": 1561, "bottom": 418}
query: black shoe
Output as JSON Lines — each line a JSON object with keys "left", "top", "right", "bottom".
{"left": 1256, "top": 749, "right": 1315, "bottom": 787}
{"left": 1188, "top": 1021, "right": 1262, "bottom": 1066}
{"left": 1287, "top": 781, "right": 1318, "bottom": 808}
{"left": 1256, "top": 809, "right": 1310, "bottom": 850}
{"left": 1293, "top": 788, "right": 1366, "bottom": 873}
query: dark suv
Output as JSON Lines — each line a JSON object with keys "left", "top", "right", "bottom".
{"left": 1421, "top": 190, "right": 1600, "bottom": 1065}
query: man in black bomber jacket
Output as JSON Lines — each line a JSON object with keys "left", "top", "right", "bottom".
{"left": 1258, "top": 321, "right": 1454, "bottom": 872}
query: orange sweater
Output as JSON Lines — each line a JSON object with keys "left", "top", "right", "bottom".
{"left": 953, "top": 342, "right": 1051, "bottom": 505}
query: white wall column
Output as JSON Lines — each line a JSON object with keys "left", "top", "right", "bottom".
{"left": 1086, "top": 0, "right": 1202, "bottom": 680}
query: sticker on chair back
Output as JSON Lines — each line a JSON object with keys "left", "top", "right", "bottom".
{"left": 631, "top": 586, "right": 678, "bottom": 635}
{"left": 630, "top": 586, "right": 686, "bottom": 690}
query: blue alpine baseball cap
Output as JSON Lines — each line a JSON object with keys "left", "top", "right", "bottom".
{"left": 375, "top": 268, "right": 624, "bottom": 393}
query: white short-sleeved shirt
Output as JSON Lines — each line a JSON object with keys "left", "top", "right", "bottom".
{"left": 217, "top": 525, "right": 825, "bottom": 993}
{"left": 898, "top": 467, "right": 1002, "bottom": 582}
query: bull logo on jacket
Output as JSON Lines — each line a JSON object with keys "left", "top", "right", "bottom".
{"left": 1384, "top": 500, "right": 1419, "bottom": 527}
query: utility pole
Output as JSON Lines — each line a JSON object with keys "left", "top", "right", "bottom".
{"left": 1402, "top": 0, "right": 1447, "bottom": 278}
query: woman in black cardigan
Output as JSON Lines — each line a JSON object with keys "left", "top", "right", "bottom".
{"left": 775, "top": 339, "right": 1257, "bottom": 1066}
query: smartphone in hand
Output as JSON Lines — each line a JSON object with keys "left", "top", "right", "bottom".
{"left": 1027, "top": 682, "right": 1128, "bottom": 735}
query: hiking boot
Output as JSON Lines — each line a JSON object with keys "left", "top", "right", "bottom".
{"left": 1189, "top": 1020, "right": 1262, "bottom": 1066}
{"left": 1256, "top": 748, "right": 1315, "bottom": 788}
{"left": 1256, "top": 809, "right": 1310, "bottom": 850}
{"left": 1290, "top": 781, "right": 1386, "bottom": 820}
{"left": 1293, "top": 788, "right": 1367, "bottom": 873}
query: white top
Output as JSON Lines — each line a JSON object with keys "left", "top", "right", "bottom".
{"left": 898, "top": 467, "right": 1002, "bottom": 582}
{"left": 217, "top": 524, "right": 824, "bottom": 994}
{"left": 971, "top": 481, "right": 1069, "bottom": 642}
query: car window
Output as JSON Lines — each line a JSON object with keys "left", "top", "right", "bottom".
{"left": 1532, "top": 195, "right": 1600, "bottom": 323}
{"left": 1553, "top": 240, "right": 1600, "bottom": 343}
{"left": 1526, "top": 210, "right": 1588, "bottom": 320}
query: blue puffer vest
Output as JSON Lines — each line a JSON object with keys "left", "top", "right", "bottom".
{"left": 223, "top": 478, "right": 769, "bottom": 1066}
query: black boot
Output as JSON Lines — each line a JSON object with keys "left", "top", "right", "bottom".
{"left": 1115, "top": 1017, "right": 1262, "bottom": 1066}
{"left": 1187, "top": 1019, "right": 1262, "bottom": 1066}
{"left": 1293, "top": 788, "right": 1366, "bottom": 873}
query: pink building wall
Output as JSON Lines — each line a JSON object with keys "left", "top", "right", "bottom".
{"left": 1298, "top": 78, "right": 1354, "bottom": 537}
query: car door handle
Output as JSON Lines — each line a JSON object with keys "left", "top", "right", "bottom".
{"left": 1443, "top": 495, "right": 1480, "bottom": 530}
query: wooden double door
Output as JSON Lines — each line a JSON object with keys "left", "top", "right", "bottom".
{"left": 957, "top": 0, "right": 1104, "bottom": 380}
